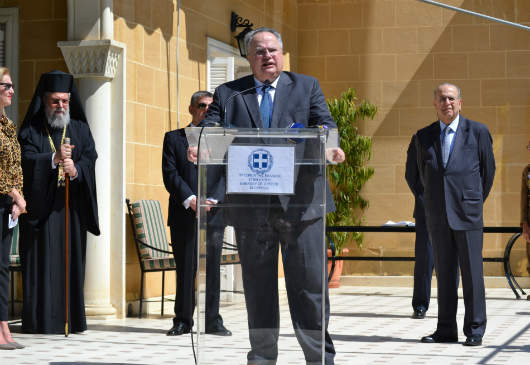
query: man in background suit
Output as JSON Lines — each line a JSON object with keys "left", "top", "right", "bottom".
{"left": 405, "top": 134, "right": 434, "bottom": 319}
{"left": 162, "top": 91, "right": 230, "bottom": 336}
{"left": 198, "top": 28, "right": 345, "bottom": 364}
{"left": 416, "top": 83, "right": 495, "bottom": 347}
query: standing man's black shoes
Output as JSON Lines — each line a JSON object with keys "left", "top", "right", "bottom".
{"left": 412, "top": 308, "right": 427, "bottom": 319}
{"left": 464, "top": 335, "right": 482, "bottom": 346}
{"left": 421, "top": 332, "right": 458, "bottom": 343}
{"left": 205, "top": 323, "right": 232, "bottom": 336}
{"left": 167, "top": 322, "right": 191, "bottom": 336}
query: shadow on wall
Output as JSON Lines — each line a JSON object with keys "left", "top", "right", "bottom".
{"left": 115, "top": 1, "right": 176, "bottom": 127}
{"left": 361, "top": 0, "right": 530, "bottom": 211}
{"left": 116, "top": 1, "right": 300, "bottom": 129}
{"left": 311, "top": 0, "right": 530, "bottom": 276}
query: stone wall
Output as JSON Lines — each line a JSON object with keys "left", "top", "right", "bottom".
{"left": 297, "top": 0, "right": 529, "bottom": 276}
{"left": 113, "top": 0, "right": 298, "bottom": 300}
{"left": 0, "top": 0, "right": 68, "bottom": 120}
{"left": 6, "top": 0, "right": 528, "bottom": 305}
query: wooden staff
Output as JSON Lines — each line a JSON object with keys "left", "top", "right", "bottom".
{"left": 64, "top": 137, "right": 70, "bottom": 337}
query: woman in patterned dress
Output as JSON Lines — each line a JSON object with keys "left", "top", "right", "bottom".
{"left": 0, "top": 67, "right": 26, "bottom": 349}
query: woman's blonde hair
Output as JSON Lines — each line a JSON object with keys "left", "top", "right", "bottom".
{"left": 0, "top": 66, "right": 10, "bottom": 116}
{"left": 0, "top": 66, "right": 9, "bottom": 78}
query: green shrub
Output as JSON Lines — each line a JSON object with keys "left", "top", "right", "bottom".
{"left": 326, "top": 88, "right": 377, "bottom": 253}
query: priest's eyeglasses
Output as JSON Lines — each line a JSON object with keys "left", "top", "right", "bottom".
{"left": 50, "top": 97, "right": 70, "bottom": 105}
{"left": 0, "top": 82, "right": 13, "bottom": 90}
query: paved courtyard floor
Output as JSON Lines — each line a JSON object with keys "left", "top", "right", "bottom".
{"left": 3, "top": 286, "right": 529, "bottom": 364}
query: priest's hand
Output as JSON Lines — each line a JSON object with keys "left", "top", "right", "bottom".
{"left": 63, "top": 158, "right": 78, "bottom": 178}
{"left": 54, "top": 143, "right": 76, "bottom": 165}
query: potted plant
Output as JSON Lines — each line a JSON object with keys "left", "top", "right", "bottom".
{"left": 326, "top": 88, "right": 377, "bottom": 287}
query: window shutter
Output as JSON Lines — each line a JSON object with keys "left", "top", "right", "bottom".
{"left": 0, "top": 23, "right": 5, "bottom": 66}
{"left": 209, "top": 56, "right": 234, "bottom": 93}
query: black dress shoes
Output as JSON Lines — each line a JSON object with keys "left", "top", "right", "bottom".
{"left": 412, "top": 308, "right": 427, "bottom": 319}
{"left": 464, "top": 335, "right": 482, "bottom": 346}
{"left": 421, "top": 332, "right": 458, "bottom": 343}
{"left": 167, "top": 322, "right": 191, "bottom": 336}
{"left": 205, "top": 323, "right": 232, "bottom": 336}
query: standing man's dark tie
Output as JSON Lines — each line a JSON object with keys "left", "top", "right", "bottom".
{"left": 260, "top": 84, "right": 272, "bottom": 128}
{"left": 442, "top": 126, "right": 453, "bottom": 167}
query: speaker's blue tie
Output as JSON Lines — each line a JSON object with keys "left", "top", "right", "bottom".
{"left": 260, "top": 84, "right": 272, "bottom": 128}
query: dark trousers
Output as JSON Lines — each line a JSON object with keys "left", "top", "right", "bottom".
{"left": 412, "top": 215, "right": 433, "bottom": 311}
{"left": 235, "top": 213, "right": 335, "bottom": 365}
{"left": 170, "top": 219, "right": 224, "bottom": 328}
{"left": 0, "top": 197, "right": 14, "bottom": 321}
{"left": 430, "top": 223, "right": 486, "bottom": 338}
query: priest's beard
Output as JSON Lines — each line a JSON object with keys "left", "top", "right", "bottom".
{"left": 45, "top": 105, "right": 70, "bottom": 129}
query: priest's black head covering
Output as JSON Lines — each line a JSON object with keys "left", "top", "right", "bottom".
{"left": 22, "top": 70, "right": 88, "bottom": 126}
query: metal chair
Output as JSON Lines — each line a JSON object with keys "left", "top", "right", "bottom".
{"left": 126, "top": 198, "right": 176, "bottom": 318}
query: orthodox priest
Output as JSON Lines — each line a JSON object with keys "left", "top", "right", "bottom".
{"left": 18, "top": 71, "right": 99, "bottom": 334}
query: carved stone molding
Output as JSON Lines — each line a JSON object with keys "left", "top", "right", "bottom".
{"left": 58, "top": 39, "right": 124, "bottom": 79}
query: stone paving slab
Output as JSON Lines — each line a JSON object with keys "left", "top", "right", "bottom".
{"left": 3, "top": 286, "right": 529, "bottom": 364}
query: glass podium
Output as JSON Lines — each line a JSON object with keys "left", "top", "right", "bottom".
{"left": 188, "top": 127, "right": 337, "bottom": 364}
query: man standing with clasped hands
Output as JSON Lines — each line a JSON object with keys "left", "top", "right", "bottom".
{"left": 415, "top": 83, "right": 495, "bottom": 347}
{"left": 162, "top": 91, "right": 230, "bottom": 337}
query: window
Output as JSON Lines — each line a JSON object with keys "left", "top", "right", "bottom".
{"left": 0, "top": 8, "right": 18, "bottom": 124}
{"left": 207, "top": 37, "right": 251, "bottom": 93}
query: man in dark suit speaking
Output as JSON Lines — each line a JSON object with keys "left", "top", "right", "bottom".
{"left": 195, "top": 27, "right": 344, "bottom": 364}
{"left": 416, "top": 83, "right": 495, "bottom": 347}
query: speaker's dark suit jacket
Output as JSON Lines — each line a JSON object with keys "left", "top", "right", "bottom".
{"left": 204, "top": 71, "right": 336, "bottom": 221}
{"left": 415, "top": 116, "right": 495, "bottom": 338}
{"left": 405, "top": 135, "right": 433, "bottom": 312}
{"left": 202, "top": 71, "right": 336, "bottom": 364}
{"left": 162, "top": 128, "right": 225, "bottom": 328}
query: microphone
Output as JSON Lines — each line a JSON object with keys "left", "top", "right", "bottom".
{"left": 287, "top": 123, "right": 304, "bottom": 144}
{"left": 223, "top": 79, "right": 270, "bottom": 129}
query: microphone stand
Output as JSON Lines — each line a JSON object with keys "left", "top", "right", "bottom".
{"left": 222, "top": 80, "right": 270, "bottom": 128}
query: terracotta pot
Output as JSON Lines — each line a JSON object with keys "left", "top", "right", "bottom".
{"left": 327, "top": 248, "right": 349, "bottom": 288}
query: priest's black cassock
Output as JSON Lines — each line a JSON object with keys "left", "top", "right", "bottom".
{"left": 18, "top": 71, "right": 99, "bottom": 334}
